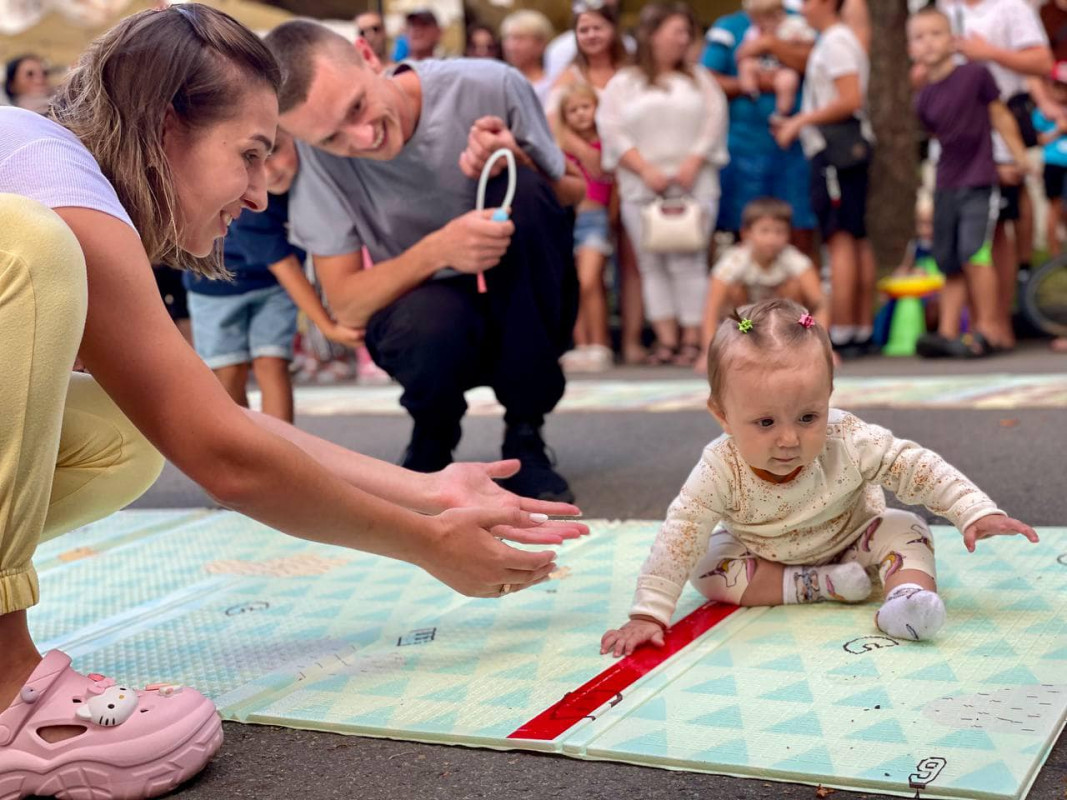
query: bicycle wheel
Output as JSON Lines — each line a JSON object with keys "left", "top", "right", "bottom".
{"left": 1022, "top": 255, "right": 1067, "bottom": 337}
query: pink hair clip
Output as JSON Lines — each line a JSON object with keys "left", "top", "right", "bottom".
{"left": 798, "top": 313, "right": 815, "bottom": 329}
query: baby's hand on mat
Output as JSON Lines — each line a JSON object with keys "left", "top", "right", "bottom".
{"left": 963, "top": 514, "right": 1039, "bottom": 553}
{"left": 601, "top": 618, "right": 665, "bottom": 658}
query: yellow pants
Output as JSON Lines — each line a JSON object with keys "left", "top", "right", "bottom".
{"left": 0, "top": 194, "right": 164, "bottom": 615}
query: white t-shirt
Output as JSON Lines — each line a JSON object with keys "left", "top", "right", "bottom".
{"left": 598, "top": 65, "right": 729, "bottom": 203}
{"left": 799, "top": 23, "right": 873, "bottom": 158}
{"left": 711, "top": 243, "right": 813, "bottom": 300}
{"left": 630, "top": 410, "right": 1003, "bottom": 627}
{"left": 936, "top": 0, "right": 1048, "bottom": 100}
{"left": 936, "top": 0, "right": 1048, "bottom": 162}
{"left": 0, "top": 107, "right": 134, "bottom": 230}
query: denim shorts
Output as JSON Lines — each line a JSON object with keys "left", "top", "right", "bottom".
{"left": 573, "top": 207, "right": 613, "bottom": 256}
{"left": 188, "top": 284, "right": 298, "bottom": 369}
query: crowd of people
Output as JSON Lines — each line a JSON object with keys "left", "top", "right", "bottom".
{"left": 0, "top": 4, "right": 1051, "bottom": 798}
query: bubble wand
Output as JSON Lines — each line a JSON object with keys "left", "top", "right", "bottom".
{"left": 474, "top": 147, "right": 517, "bottom": 294}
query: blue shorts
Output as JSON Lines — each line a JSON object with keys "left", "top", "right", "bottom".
{"left": 717, "top": 142, "right": 816, "bottom": 232}
{"left": 188, "top": 284, "right": 298, "bottom": 369}
{"left": 574, "top": 207, "right": 613, "bottom": 256}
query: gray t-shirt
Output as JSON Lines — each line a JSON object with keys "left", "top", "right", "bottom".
{"left": 0, "top": 107, "right": 135, "bottom": 230}
{"left": 290, "top": 59, "right": 565, "bottom": 267}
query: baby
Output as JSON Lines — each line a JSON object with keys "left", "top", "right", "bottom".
{"left": 736, "top": 0, "right": 815, "bottom": 117}
{"left": 602, "top": 298, "right": 1037, "bottom": 657}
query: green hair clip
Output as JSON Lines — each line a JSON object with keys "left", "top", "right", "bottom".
{"left": 737, "top": 318, "right": 753, "bottom": 334}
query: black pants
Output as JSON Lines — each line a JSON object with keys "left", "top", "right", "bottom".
{"left": 366, "top": 167, "right": 578, "bottom": 433}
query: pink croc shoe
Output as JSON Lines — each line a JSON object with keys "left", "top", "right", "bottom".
{"left": 0, "top": 651, "right": 222, "bottom": 800}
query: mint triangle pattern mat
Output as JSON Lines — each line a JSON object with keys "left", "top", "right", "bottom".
{"left": 29, "top": 511, "right": 1067, "bottom": 799}
{"left": 258, "top": 374, "right": 1067, "bottom": 417}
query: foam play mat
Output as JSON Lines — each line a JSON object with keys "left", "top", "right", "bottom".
{"left": 254, "top": 374, "right": 1067, "bottom": 417}
{"left": 29, "top": 511, "right": 1067, "bottom": 799}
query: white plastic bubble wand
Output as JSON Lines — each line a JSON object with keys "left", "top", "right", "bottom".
{"left": 474, "top": 147, "right": 517, "bottom": 294}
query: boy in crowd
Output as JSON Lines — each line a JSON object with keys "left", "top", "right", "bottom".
{"left": 700, "top": 197, "right": 826, "bottom": 357}
{"left": 937, "top": 0, "right": 1051, "bottom": 350}
{"left": 908, "top": 7, "right": 1029, "bottom": 358}
{"left": 184, "top": 129, "right": 363, "bottom": 420}
{"left": 772, "top": 0, "right": 877, "bottom": 359}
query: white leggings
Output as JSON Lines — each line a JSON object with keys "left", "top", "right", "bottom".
{"left": 620, "top": 198, "right": 716, "bottom": 327}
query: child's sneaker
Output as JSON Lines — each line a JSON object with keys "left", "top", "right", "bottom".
{"left": 0, "top": 651, "right": 222, "bottom": 800}
{"left": 582, "top": 344, "right": 614, "bottom": 372}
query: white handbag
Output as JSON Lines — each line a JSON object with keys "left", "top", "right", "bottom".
{"left": 640, "top": 196, "right": 708, "bottom": 254}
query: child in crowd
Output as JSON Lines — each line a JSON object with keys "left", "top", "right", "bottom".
{"left": 736, "top": 0, "right": 815, "bottom": 117}
{"left": 556, "top": 83, "right": 615, "bottom": 373}
{"left": 701, "top": 197, "right": 826, "bottom": 361}
{"left": 602, "top": 299, "right": 1037, "bottom": 657}
{"left": 908, "top": 6, "right": 1029, "bottom": 358}
{"left": 1033, "top": 62, "right": 1067, "bottom": 257}
{"left": 184, "top": 129, "right": 362, "bottom": 421}
{"left": 773, "top": 0, "right": 877, "bottom": 360}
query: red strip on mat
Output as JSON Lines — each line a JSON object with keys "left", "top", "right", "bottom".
{"left": 507, "top": 602, "right": 739, "bottom": 741}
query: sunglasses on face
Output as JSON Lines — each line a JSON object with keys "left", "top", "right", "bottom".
{"left": 359, "top": 24, "right": 383, "bottom": 35}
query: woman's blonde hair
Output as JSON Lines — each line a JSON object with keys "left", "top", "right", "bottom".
{"left": 50, "top": 3, "right": 280, "bottom": 278}
{"left": 706, "top": 298, "right": 834, "bottom": 410}
{"left": 557, "top": 82, "right": 599, "bottom": 133}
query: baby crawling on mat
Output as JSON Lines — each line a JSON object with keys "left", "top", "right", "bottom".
{"left": 602, "top": 298, "right": 1038, "bottom": 656}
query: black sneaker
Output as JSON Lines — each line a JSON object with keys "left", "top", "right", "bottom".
{"left": 498, "top": 423, "right": 575, "bottom": 503}
{"left": 400, "top": 420, "right": 461, "bottom": 473}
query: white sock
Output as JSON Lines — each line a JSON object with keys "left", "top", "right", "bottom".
{"left": 782, "top": 562, "right": 872, "bottom": 605}
{"left": 875, "top": 583, "right": 946, "bottom": 641}
{"left": 829, "top": 325, "right": 856, "bottom": 346}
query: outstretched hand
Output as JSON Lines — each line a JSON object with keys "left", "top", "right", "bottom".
{"left": 963, "top": 514, "right": 1039, "bottom": 553}
{"left": 431, "top": 460, "right": 589, "bottom": 542}
{"left": 418, "top": 506, "right": 563, "bottom": 597}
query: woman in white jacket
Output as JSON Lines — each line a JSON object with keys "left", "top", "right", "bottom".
{"left": 599, "top": 1, "right": 728, "bottom": 366}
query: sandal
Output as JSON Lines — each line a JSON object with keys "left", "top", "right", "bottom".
{"left": 644, "top": 343, "right": 677, "bottom": 366}
{"left": 0, "top": 651, "right": 222, "bottom": 800}
{"left": 942, "top": 332, "right": 993, "bottom": 358}
{"left": 673, "top": 342, "right": 702, "bottom": 367}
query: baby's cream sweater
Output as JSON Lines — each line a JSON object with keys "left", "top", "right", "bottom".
{"left": 631, "top": 409, "right": 1002, "bottom": 626}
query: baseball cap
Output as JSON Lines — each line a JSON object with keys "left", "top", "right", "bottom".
{"left": 405, "top": 8, "right": 439, "bottom": 25}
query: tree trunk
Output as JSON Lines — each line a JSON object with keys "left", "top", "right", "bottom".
{"left": 867, "top": 0, "right": 919, "bottom": 272}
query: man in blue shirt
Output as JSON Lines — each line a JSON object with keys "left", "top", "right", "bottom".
{"left": 703, "top": 7, "right": 817, "bottom": 258}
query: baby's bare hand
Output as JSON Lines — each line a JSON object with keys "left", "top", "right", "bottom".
{"left": 963, "top": 514, "right": 1039, "bottom": 553}
{"left": 600, "top": 619, "right": 666, "bottom": 658}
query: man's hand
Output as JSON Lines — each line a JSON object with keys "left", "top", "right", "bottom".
{"left": 417, "top": 507, "right": 560, "bottom": 597}
{"left": 641, "top": 164, "right": 671, "bottom": 194}
{"left": 676, "top": 154, "right": 705, "bottom": 193}
{"left": 963, "top": 514, "right": 1039, "bottom": 553}
{"left": 459, "top": 116, "right": 532, "bottom": 179}
{"left": 435, "top": 209, "right": 515, "bottom": 274}
{"left": 430, "top": 460, "right": 590, "bottom": 541}
{"left": 323, "top": 321, "right": 365, "bottom": 349}
{"left": 772, "top": 115, "right": 805, "bottom": 149}
{"left": 601, "top": 617, "right": 666, "bottom": 657}
{"left": 955, "top": 33, "right": 996, "bottom": 63}
{"left": 996, "top": 163, "right": 1025, "bottom": 186}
